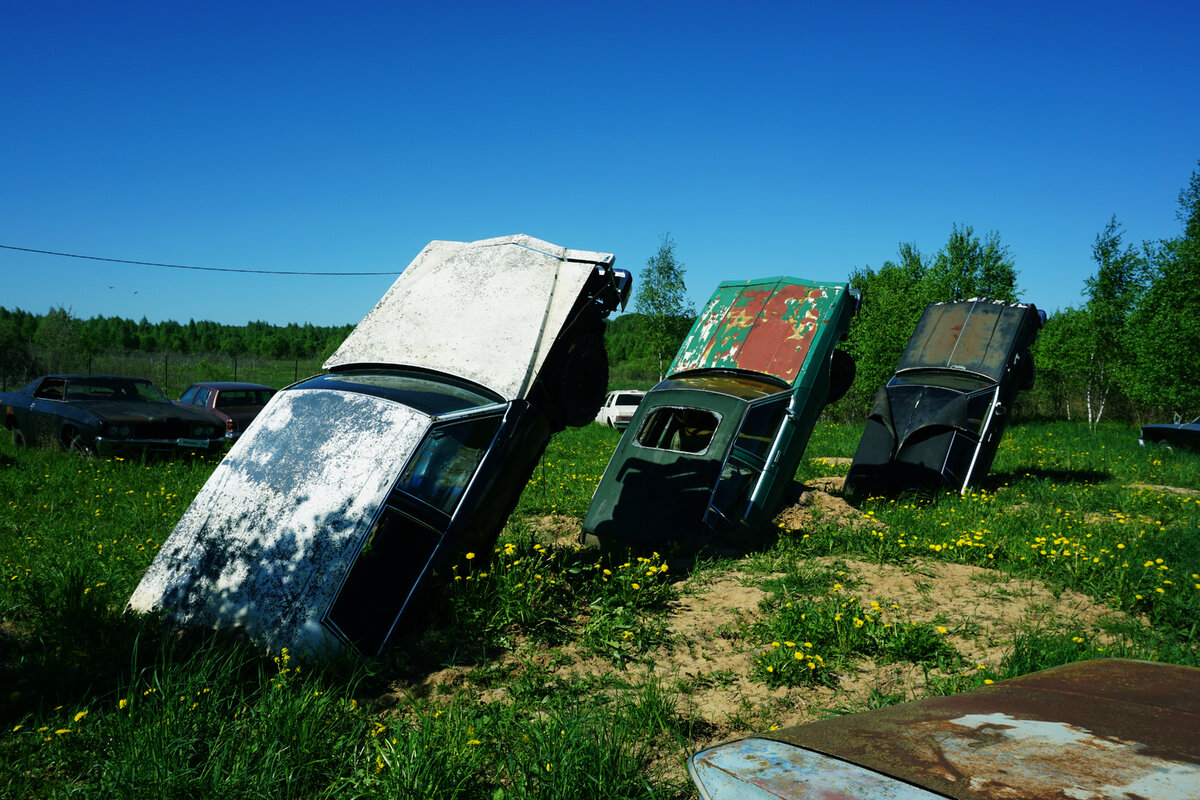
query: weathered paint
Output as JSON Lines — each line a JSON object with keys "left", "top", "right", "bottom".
{"left": 324, "top": 234, "right": 614, "bottom": 401}
{"left": 693, "top": 659, "right": 1200, "bottom": 800}
{"left": 128, "top": 389, "right": 429, "bottom": 656}
{"left": 897, "top": 298, "right": 1042, "bottom": 381}
{"left": 669, "top": 278, "right": 849, "bottom": 386}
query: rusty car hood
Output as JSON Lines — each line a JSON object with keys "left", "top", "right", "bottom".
{"left": 324, "top": 234, "right": 615, "bottom": 401}
{"left": 668, "top": 277, "right": 855, "bottom": 386}
{"left": 896, "top": 298, "right": 1043, "bottom": 383}
{"left": 694, "top": 659, "right": 1200, "bottom": 800}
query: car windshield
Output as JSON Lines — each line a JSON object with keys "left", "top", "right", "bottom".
{"left": 889, "top": 370, "right": 994, "bottom": 392}
{"left": 292, "top": 369, "right": 504, "bottom": 416}
{"left": 64, "top": 378, "right": 170, "bottom": 403}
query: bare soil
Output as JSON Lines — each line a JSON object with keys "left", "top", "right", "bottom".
{"left": 387, "top": 485, "right": 1130, "bottom": 747}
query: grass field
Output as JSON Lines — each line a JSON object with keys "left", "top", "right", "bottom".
{"left": 1, "top": 420, "right": 1198, "bottom": 798}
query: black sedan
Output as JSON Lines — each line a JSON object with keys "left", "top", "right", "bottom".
{"left": 1140, "top": 415, "right": 1200, "bottom": 451}
{"left": 1, "top": 374, "right": 226, "bottom": 456}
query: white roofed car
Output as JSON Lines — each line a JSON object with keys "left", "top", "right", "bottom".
{"left": 595, "top": 390, "right": 646, "bottom": 428}
{"left": 128, "top": 235, "right": 630, "bottom": 658}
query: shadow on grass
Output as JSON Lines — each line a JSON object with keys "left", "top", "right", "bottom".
{"left": 986, "top": 467, "right": 1114, "bottom": 487}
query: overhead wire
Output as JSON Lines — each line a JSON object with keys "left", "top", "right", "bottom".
{"left": 0, "top": 244, "right": 400, "bottom": 276}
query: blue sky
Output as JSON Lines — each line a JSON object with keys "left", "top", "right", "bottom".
{"left": 2, "top": 1, "right": 1196, "bottom": 327}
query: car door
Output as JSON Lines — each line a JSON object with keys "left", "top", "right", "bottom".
{"left": 703, "top": 394, "right": 789, "bottom": 532}
{"left": 28, "top": 377, "right": 67, "bottom": 445}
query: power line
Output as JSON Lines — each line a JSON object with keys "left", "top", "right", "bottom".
{"left": 0, "top": 244, "right": 400, "bottom": 276}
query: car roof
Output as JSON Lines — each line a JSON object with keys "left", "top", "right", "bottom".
{"left": 324, "top": 235, "right": 614, "bottom": 401}
{"left": 668, "top": 276, "right": 856, "bottom": 388}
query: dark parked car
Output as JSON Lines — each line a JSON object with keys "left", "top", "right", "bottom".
{"left": 689, "top": 659, "right": 1200, "bottom": 799}
{"left": 176, "top": 382, "right": 276, "bottom": 440}
{"left": 845, "top": 298, "right": 1044, "bottom": 495}
{"left": 1139, "top": 414, "right": 1200, "bottom": 451}
{"left": 583, "top": 276, "right": 859, "bottom": 547}
{"left": 2, "top": 374, "right": 226, "bottom": 456}
{"left": 129, "top": 235, "right": 630, "bottom": 658}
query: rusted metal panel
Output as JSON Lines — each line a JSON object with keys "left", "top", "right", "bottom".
{"left": 745, "top": 659, "right": 1200, "bottom": 800}
{"left": 669, "top": 277, "right": 852, "bottom": 386}
{"left": 689, "top": 737, "right": 941, "bottom": 799}
{"left": 897, "top": 298, "right": 1041, "bottom": 382}
{"left": 324, "top": 234, "right": 613, "bottom": 402}
{"left": 128, "top": 389, "right": 429, "bottom": 656}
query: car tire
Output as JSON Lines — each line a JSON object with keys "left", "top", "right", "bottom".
{"left": 827, "top": 348, "right": 856, "bottom": 405}
{"left": 11, "top": 428, "right": 27, "bottom": 448}
{"left": 62, "top": 428, "right": 94, "bottom": 456}
{"left": 555, "top": 334, "right": 609, "bottom": 428}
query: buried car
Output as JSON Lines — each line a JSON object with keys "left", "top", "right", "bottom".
{"left": 845, "top": 298, "right": 1044, "bottom": 495}
{"left": 2, "top": 374, "right": 226, "bottom": 455}
{"left": 689, "top": 658, "right": 1200, "bottom": 800}
{"left": 1139, "top": 414, "right": 1200, "bottom": 451}
{"left": 583, "top": 276, "right": 859, "bottom": 548}
{"left": 176, "top": 382, "right": 277, "bottom": 440}
{"left": 128, "top": 235, "right": 630, "bottom": 658}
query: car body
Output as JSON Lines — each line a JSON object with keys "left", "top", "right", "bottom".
{"left": 1139, "top": 414, "right": 1200, "bottom": 451}
{"left": 595, "top": 390, "right": 646, "bottom": 428}
{"left": 1, "top": 374, "right": 226, "bottom": 456}
{"left": 129, "top": 235, "right": 630, "bottom": 658}
{"left": 583, "top": 276, "right": 859, "bottom": 547}
{"left": 845, "top": 298, "right": 1044, "bottom": 495}
{"left": 689, "top": 658, "right": 1200, "bottom": 800}
{"left": 176, "top": 382, "right": 277, "bottom": 440}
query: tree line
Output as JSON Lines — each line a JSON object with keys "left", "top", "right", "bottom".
{"left": 5, "top": 160, "right": 1197, "bottom": 423}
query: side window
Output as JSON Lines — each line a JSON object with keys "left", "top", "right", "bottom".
{"left": 965, "top": 388, "right": 998, "bottom": 434}
{"left": 396, "top": 415, "right": 502, "bottom": 515}
{"left": 733, "top": 398, "right": 787, "bottom": 462}
{"left": 193, "top": 388, "right": 212, "bottom": 408}
{"left": 179, "top": 386, "right": 198, "bottom": 404}
{"left": 636, "top": 407, "right": 720, "bottom": 454}
{"left": 34, "top": 379, "right": 66, "bottom": 400}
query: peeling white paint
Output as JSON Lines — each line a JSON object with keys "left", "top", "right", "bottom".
{"left": 324, "top": 234, "right": 612, "bottom": 401}
{"left": 129, "top": 389, "right": 429, "bottom": 656}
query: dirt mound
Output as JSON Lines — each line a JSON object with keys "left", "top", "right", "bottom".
{"left": 773, "top": 480, "right": 884, "bottom": 532}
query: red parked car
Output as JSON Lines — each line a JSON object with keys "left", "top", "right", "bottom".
{"left": 176, "top": 382, "right": 276, "bottom": 440}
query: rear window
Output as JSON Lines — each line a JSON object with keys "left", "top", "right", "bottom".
{"left": 889, "top": 370, "right": 993, "bottom": 392}
{"left": 215, "top": 389, "right": 275, "bottom": 408}
{"left": 615, "top": 393, "right": 644, "bottom": 405}
{"left": 636, "top": 407, "right": 721, "bottom": 454}
{"left": 291, "top": 369, "right": 503, "bottom": 416}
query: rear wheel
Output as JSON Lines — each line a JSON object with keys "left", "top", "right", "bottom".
{"left": 827, "top": 348, "right": 856, "bottom": 405}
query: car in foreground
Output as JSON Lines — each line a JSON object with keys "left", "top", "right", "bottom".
{"left": 129, "top": 235, "right": 630, "bottom": 658}
{"left": 689, "top": 658, "right": 1200, "bottom": 800}
{"left": 176, "top": 381, "right": 277, "bottom": 440}
{"left": 845, "top": 298, "right": 1043, "bottom": 495}
{"left": 1139, "top": 414, "right": 1200, "bottom": 451}
{"left": 595, "top": 389, "right": 646, "bottom": 428}
{"left": 2, "top": 374, "right": 226, "bottom": 455}
{"left": 583, "top": 276, "right": 858, "bottom": 548}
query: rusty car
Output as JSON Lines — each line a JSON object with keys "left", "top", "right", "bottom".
{"left": 2, "top": 374, "right": 226, "bottom": 455}
{"left": 128, "top": 235, "right": 630, "bottom": 658}
{"left": 689, "top": 658, "right": 1200, "bottom": 800}
{"left": 175, "top": 381, "right": 277, "bottom": 440}
{"left": 845, "top": 298, "right": 1044, "bottom": 495}
{"left": 582, "top": 276, "right": 858, "bottom": 548}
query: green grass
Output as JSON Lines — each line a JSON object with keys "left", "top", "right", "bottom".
{"left": 2, "top": 419, "right": 1199, "bottom": 797}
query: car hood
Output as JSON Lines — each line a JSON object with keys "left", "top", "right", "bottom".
{"left": 897, "top": 298, "right": 1043, "bottom": 382}
{"left": 668, "top": 277, "right": 856, "bottom": 387}
{"left": 128, "top": 388, "right": 431, "bottom": 656}
{"left": 324, "top": 234, "right": 615, "bottom": 401}
{"left": 80, "top": 400, "right": 220, "bottom": 425}
{"left": 693, "top": 659, "right": 1200, "bottom": 800}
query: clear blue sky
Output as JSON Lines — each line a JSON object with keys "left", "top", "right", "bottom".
{"left": 2, "top": 0, "right": 1196, "bottom": 327}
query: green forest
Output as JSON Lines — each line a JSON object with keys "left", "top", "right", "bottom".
{"left": 4, "top": 161, "right": 1198, "bottom": 423}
